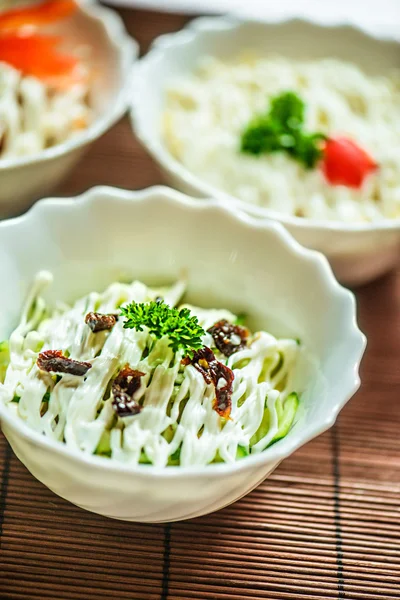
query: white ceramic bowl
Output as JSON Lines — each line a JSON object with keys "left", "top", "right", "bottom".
{"left": 0, "top": 0, "right": 138, "bottom": 218}
{"left": 0, "top": 185, "right": 365, "bottom": 522}
{"left": 130, "top": 16, "right": 400, "bottom": 286}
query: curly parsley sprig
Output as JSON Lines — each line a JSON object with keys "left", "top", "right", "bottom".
{"left": 241, "top": 91, "right": 327, "bottom": 169}
{"left": 121, "top": 300, "right": 205, "bottom": 357}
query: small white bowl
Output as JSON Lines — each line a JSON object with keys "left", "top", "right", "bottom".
{"left": 0, "top": 0, "right": 138, "bottom": 218}
{"left": 0, "top": 185, "right": 365, "bottom": 522}
{"left": 130, "top": 16, "right": 400, "bottom": 286}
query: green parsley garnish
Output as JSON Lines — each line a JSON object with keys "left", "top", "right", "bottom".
{"left": 121, "top": 300, "right": 205, "bottom": 356}
{"left": 241, "top": 91, "right": 326, "bottom": 169}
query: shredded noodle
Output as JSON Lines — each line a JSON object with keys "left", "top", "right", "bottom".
{"left": 163, "top": 56, "right": 400, "bottom": 222}
{"left": 0, "top": 62, "right": 91, "bottom": 158}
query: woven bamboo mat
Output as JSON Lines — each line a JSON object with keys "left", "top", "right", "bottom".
{"left": 1, "top": 7, "right": 400, "bottom": 600}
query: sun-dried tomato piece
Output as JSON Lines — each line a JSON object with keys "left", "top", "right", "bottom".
{"left": 112, "top": 365, "right": 145, "bottom": 418}
{"left": 207, "top": 319, "right": 249, "bottom": 357}
{"left": 190, "top": 347, "right": 234, "bottom": 419}
{"left": 191, "top": 347, "right": 215, "bottom": 384}
{"left": 37, "top": 350, "right": 92, "bottom": 376}
{"left": 85, "top": 312, "right": 118, "bottom": 333}
{"left": 211, "top": 361, "right": 235, "bottom": 419}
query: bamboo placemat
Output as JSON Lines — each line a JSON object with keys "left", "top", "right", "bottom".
{"left": 1, "top": 7, "right": 400, "bottom": 600}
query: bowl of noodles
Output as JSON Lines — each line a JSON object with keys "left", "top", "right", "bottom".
{"left": 130, "top": 16, "right": 400, "bottom": 285}
{"left": 0, "top": 186, "right": 365, "bottom": 521}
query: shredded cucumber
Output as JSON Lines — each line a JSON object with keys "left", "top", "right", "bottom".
{"left": 0, "top": 341, "right": 10, "bottom": 384}
{"left": 236, "top": 445, "right": 249, "bottom": 459}
{"left": 250, "top": 402, "right": 270, "bottom": 447}
{"left": 168, "top": 446, "right": 181, "bottom": 466}
{"left": 96, "top": 430, "right": 112, "bottom": 457}
{"left": 271, "top": 392, "right": 299, "bottom": 443}
{"left": 139, "top": 451, "right": 152, "bottom": 465}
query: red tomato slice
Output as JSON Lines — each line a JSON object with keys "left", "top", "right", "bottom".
{"left": 322, "top": 136, "right": 378, "bottom": 188}
{"left": 0, "top": 34, "right": 79, "bottom": 81}
{"left": 0, "top": 0, "right": 76, "bottom": 32}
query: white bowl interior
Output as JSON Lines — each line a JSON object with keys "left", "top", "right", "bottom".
{"left": 55, "top": 4, "right": 128, "bottom": 117}
{"left": 0, "top": 187, "right": 364, "bottom": 463}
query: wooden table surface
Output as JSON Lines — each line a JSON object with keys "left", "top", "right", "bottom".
{"left": 1, "top": 7, "right": 400, "bottom": 600}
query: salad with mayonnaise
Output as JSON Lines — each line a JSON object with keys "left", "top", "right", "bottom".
{"left": 0, "top": 272, "right": 300, "bottom": 467}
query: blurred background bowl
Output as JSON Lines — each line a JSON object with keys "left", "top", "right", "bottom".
{"left": 130, "top": 16, "right": 400, "bottom": 286}
{"left": 0, "top": 0, "right": 138, "bottom": 218}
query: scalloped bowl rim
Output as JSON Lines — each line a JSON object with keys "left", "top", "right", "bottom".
{"left": 0, "top": 185, "right": 366, "bottom": 478}
{"left": 0, "top": 0, "right": 138, "bottom": 171}
{"left": 130, "top": 14, "right": 400, "bottom": 234}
